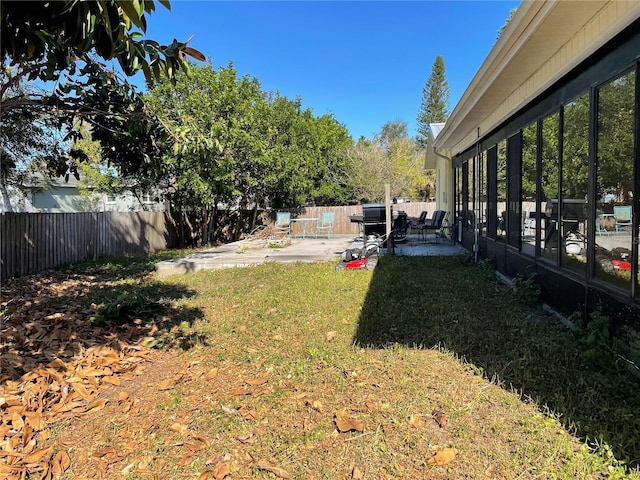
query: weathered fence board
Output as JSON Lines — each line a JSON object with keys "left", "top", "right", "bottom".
{"left": 1, "top": 212, "right": 170, "bottom": 280}
{"left": 295, "top": 202, "right": 436, "bottom": 234}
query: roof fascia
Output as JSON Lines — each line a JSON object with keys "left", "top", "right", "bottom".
{"left": 435, "top": 0, "right": 550, "bottom": 150}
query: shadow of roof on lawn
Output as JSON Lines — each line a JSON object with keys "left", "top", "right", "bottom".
{"left": 352, "top": 254, "right": 640, "bottom": 469}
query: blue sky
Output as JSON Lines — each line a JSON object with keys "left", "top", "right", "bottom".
{"left": 141, "top": 1, "right": 520, "bottom": 140}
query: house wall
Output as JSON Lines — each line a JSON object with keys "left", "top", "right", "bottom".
{"left": 449, "top": 20, "right": 640, "bottom": 352}
{"left": 0, "top": 185, "right": 37, "bottom": 213}
{"left": 31, "top": 187, "right": 91, "bottom": 212}
{"left": 435, "top": 155, "right": 452, "bottom": 221}
{"left": 28, "top": 188, "right": 164, "bottom": 213}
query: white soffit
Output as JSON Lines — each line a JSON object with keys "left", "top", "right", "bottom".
{"left": 435, "top": 0, "right": 640, "bottom": 155}
{"left": 425, "top": 122, "right": 446, "bottom": 168}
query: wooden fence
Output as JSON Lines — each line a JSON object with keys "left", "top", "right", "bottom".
{"left": 1, "top": 212, "right": 170, "bottom": 280}
{"left": 293, "top": 202, "right": 436, "bottom": 234}
{"left": 1, "top": 203, "right": 437, "bottom": 280}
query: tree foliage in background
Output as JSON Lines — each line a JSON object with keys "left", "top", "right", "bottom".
{"left": 144, "top": 62, "right": 352, "bottom": 246}
{"left": 0, "top": 74, "right": 67, "bottom": 211}
{"left": 522, "top": 123, "right": 537, "bottom": 202}
{"left": 0, "top": 0, "right": 204, "bottom": 211}
{"left": 416, "top": 55, "right": 449, "bottom": 148}
{"left": 540, "top": 113, "right": 560, "bottom": 202}
{"left": 415, "top": 55, "right": 448, "bottom": 200}
{"left": 562, "top": 92, "right": 590, "bottom": 199}
{"left": 596, "top": 72, "right": 635, "bottom": 203}
{"left": 349, "top": 120, "right": 426, "bottom": 203}
{"left": 1, "top": 0, "right": 204, "bottom": 87}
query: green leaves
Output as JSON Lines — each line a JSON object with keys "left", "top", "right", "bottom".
{"left": 117, "top": 0, "right": 147, "bottom": 30}
{"left": 1, "top": 1, "right": 205, "bottom": 84}
{"left": 141, "top": 62, "right": 353, "bottom": 244}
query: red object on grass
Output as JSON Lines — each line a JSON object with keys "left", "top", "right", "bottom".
{"left": 612, "top": 259, "right": 631, "bottom": 270}
{"left": 345, "top": 258, "right": 367, "bottom": 269}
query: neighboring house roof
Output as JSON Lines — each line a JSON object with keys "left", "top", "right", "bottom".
{"left": 18, "top": 172, "right": 81, "bottom": 189}
{"left": 424, "top": 122, "right": 446, "bottom": 169}
{"left": 434, "top": 0, "right": 640, "bottom": 156}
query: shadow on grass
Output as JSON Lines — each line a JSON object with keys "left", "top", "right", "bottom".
{"left": 0, "top": 250, "right": 206, "bottom": 382}
{"left": 353, "top": 254, "right": 640, "bottom": 468}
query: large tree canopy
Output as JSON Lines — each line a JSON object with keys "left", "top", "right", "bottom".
{"left": 1, "top": 0, "right": 204, "bottom": 211}
{"left": 1, "top": 0, "right": 204, "bottom": 87}
{"left": 143, "top": 62, "right": 353, "bottom": 245}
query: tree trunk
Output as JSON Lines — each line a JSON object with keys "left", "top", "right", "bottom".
{"left": 233, "top": 200, "right": 245, "bottom": 241}
{"left": 251, "top": 201, "right": 259, "bottom": 232}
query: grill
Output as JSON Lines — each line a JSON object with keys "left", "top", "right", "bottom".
{"left": 362, "top": 203, "right": 387, "bottom": 237}
{"left": 349, "top": 203, "right": 409, "bottom": 244}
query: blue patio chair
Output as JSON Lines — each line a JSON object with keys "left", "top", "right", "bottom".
{"left": 315, "top": 211, "right": 335, "bottom": 238}
{"left": 275, "top": 212, "right": 291, "bottom": 236}
{"left": 522, "top": 209, "right": 534, "bottom": 237}
{"left": 614, "top": 206, "right": 632, "bottom": 233}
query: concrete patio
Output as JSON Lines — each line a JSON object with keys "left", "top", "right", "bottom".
{"left": 155, "top": 233, "right": 465, "bottom": 276}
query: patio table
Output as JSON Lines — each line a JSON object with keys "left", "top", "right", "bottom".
{"left": 291, "top": 218, "right": 318, "bottom": 239}
{"left": 597, "top": 213, "right": 615, "bottom": 235}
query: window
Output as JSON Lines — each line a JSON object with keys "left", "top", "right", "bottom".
{"left": 521, "top": 123, "right": 537, "bottom": 256}
{"left": 595, "top": 70, "right": 636, "bottom": 291}
{"left": 105, "top": 194, "right": 116, "bottom": 204}
{"left": 496, "top": 140, "right": 507, "bottom": 242}
{"left": 479, "top": 151, "right": 487, "bottom": 237}
{"left": 561, "top": 92, "right": 590, "bottom": 274}
{"left": 540, "top": 112, "right": 560, "bottom": 264}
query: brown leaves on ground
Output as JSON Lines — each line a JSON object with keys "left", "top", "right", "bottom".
{"left": 198, "top": 461, "right": 231, "bottom": 479}
{"left": 351, "top": 465, "right": 364, "bottom": 479}
{"left": 256, "top": 458, "right": 291, "bottom": 478}
{"left": 428, "top": 447, "right": 459, "bottom": 466}
{"left": 306, "top": 399, "right": 324, "bottom": 412}
{"left": 0, "top": 272, "right": 156, "bottom": 478}
{"left": 0, "top": 341, "right": 150, "bottom": 477}
{"left": 432, "top": 409, "right": 448, "bottom": 428}
{"left": 408, "top": 414, "right": 422, "bottom": 428}
{"left": 177, "top": 435, "right": 210, "bottom": 466}
{"left": 0, "top": 446, "right": 71, "bottom": 480}
{"left": 335, "top": 409, "right": 364, "bottom": 433}
{"left": 157, "top": 374, "right": 183, "bottom": 391}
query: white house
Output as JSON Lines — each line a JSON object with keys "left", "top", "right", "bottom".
{"left": 0, "top": 173, "right": 164, "bottom": 213}
{"left": 432, "top": 1, "right": 640, "bottom": 335}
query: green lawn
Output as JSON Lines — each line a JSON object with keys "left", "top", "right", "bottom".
{"left": 4, "top": 251, "right": 639, "bottom": 479}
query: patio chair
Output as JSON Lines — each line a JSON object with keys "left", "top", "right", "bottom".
{"left": 315, "top": 211, "right": 335, "bottom": 238}
{"left": 275, "top": 212, "right": 291, "bottom": 236}
{"left": 420, "top": 210, "right": 446, "bottom": 243}
{"left": 409, "top": 211, "right": 429, "bottom": 234}
{"left": 522, "top": 209, "right": 534, "bottom": 237}
{"left": 614, "top": 206, "right": 632, "bottom": 233}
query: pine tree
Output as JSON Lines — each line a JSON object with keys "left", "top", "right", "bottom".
{"left": 416, "top": 55, "right": 450, "bottom": 147}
